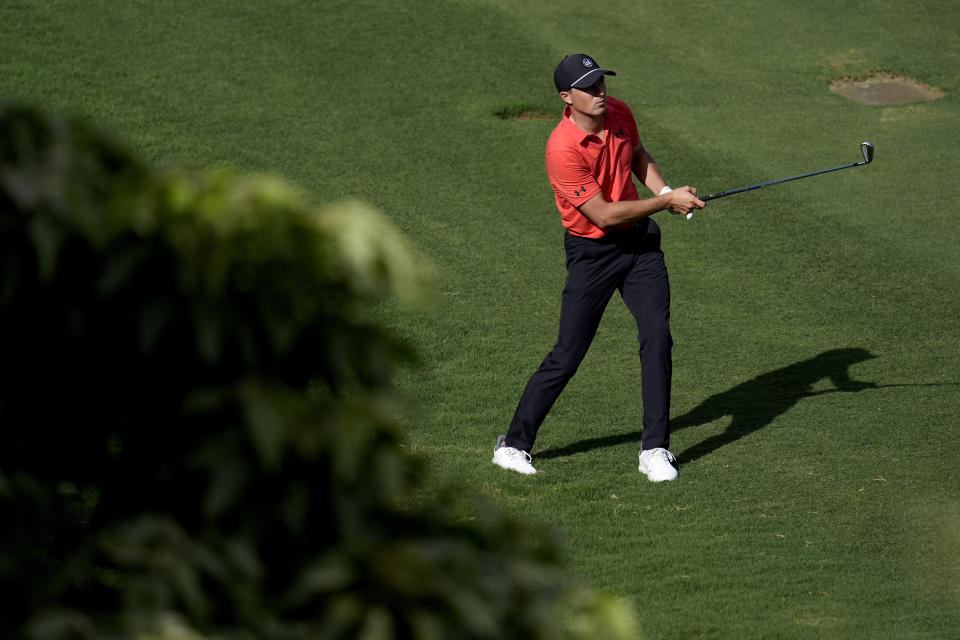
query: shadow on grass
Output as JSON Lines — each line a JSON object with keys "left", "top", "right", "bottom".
{"left": 538, "top": 347, "right": 889, "bottom": 462}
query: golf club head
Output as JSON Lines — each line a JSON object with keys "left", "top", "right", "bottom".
{"left": 860, "top": 141, "right": 874, "bottom": 164}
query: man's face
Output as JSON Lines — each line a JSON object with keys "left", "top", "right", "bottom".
{"left": 561, "top": 77, "right": 607, "bottom": 117}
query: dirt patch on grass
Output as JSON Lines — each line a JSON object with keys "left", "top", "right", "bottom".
{"left": 514, "top": 111, "right": 555, "bottom": 121}
{"left": 831, "top": 72, "right": 944, "bottom": 105}
{"left": 494, "top": 105, "right": 555, "bottom": 121}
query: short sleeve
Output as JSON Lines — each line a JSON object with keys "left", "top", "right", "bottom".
{"left": 545, "top": 145, "right": 601, "bottom": 207}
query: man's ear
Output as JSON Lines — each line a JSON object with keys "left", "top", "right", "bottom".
{"left": 559, "top": 90, "right": 573, "bottom": 106}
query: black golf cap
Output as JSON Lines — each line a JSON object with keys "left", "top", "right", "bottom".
{"left": 554, "top": 54, "right": 616, "bottom": 92}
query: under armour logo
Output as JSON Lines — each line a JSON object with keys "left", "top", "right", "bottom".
{"left": 573, "top": 185, "right": 587, "bottom": 196}
{"left": 614, "top": 127, "right": 626, "bottom": 138}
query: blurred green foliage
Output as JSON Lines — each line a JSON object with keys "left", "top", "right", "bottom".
{"left": 0, "top": 101, "right": 634, "bottom": 639}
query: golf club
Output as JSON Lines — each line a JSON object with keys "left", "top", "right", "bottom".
{"left": 700, "top": 141, "right": 874, "bottom": 204}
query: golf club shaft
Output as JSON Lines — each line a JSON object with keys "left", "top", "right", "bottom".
{"left": 700, "top": 160, "right": 868, "bottom": 202}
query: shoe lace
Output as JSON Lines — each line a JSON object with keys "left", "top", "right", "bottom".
{"left": 513, "top": 449, "right": 533, "bottom": 463}
{"left": 647, "top": 448, "right": 674, "bottom": 464}
{"left": 505, "top": 447, "right": 533, "bottom": 465}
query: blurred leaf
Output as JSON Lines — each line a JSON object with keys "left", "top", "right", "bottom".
{"left": 316, "top": 200, "right": 434, "bottom": 309}
{"left": 26, "top": 214, "right": 64, "bottom": 280}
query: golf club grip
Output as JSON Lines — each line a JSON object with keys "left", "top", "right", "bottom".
{"left": 700, "top": 184, "right": 760, "bottom": 202}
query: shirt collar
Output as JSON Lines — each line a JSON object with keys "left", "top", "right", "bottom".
{"left": 560, "top": 104, "right": 604, "bottom": 145}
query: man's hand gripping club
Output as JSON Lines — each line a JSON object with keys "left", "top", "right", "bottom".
{"left": 662, "top": 186, "right": 704, "bottom": 219}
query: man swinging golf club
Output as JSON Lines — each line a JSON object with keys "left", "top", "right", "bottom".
{"left": 492, "top": 54, "right": 704, "bottom": 481}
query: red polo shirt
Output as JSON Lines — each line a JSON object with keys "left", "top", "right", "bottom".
{"left": 544, "top": 96, "right": 641, "bottom": 238}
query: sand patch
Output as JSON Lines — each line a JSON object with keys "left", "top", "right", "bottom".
{"left": 831, "top": 72, "right": 943, "bottom": 105}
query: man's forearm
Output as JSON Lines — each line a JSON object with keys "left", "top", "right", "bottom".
{"left": 579, "top": 186, "right": 704, "bottom": 229}
{"left": 578, "top": 193, "right": 672, "bottom": 229}
{"left": 632, "top": 148, "right": 668, "bottom": 195}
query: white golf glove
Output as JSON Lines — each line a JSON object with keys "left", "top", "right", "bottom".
{"left": 660, "top": 186, "right": 694, "bottom": 219}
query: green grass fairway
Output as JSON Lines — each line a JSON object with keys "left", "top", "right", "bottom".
{"left": 3, "top": 1, "right": 958, "bottom": 637}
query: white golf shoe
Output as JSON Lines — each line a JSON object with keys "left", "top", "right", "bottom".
{"left": 492, "top": 434, "right": 536, "bottom": 475}
{"left": 638, "top": 447, "right": 678, "bottom": 482}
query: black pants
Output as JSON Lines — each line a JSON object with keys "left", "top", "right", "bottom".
{"left": 506, "top": 218, "right": 672, "bottom": 453}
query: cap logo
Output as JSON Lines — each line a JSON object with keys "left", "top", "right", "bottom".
{"left": 582, "top": 58, "right": 595, "bottom": 68}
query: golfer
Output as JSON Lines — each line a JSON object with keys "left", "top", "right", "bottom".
{"left": 492, "top": 54, "right": 704, "bottom": 482}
